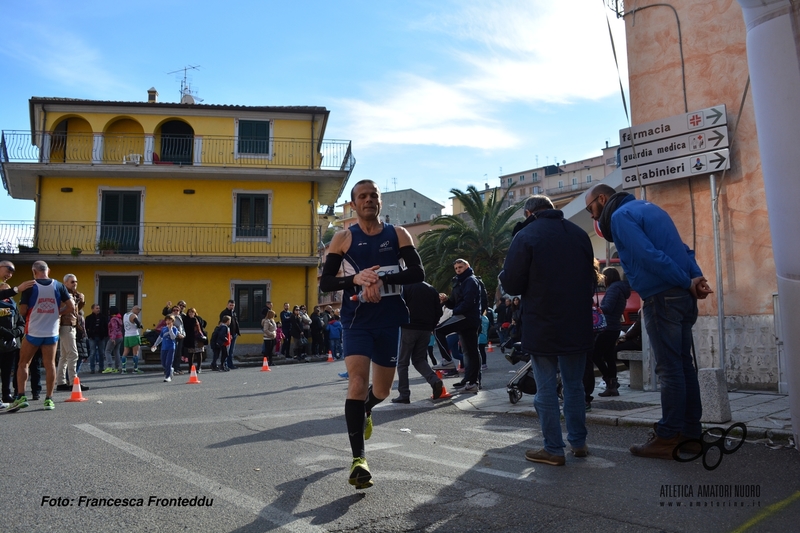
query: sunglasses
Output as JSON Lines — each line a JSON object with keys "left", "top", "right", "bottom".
{"left": 3, "top": 266, "right": 14, "bottom": 272}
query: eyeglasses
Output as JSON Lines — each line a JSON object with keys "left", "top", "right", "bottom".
{"left": 585, "top": 195, "right": 601, "bottom": 214}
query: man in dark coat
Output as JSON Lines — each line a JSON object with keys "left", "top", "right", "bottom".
{"left": 393, "top": 282, "right": 444, "bottom": 403}
{"left": 435, "top": 259, "right": 482, "bottom": 392}
{"left": 499, "top": 195, "right": 595, "bottom": 466}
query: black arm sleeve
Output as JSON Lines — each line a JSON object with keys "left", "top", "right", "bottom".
{"left": 319, "top": 253, "right": 357, "bottom": 292}
{"left": 384, "top": 246, "right": 425, "bottom": 286}
{"left": 0, "top": 288, "right": 16, "bottom": 300}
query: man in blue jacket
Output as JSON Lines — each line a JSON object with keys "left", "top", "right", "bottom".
{"left": 586, "top": 184, "right": 713, "bottom": 459}
{"left": 500, "top": 195, "right": 594, "bottom": 466}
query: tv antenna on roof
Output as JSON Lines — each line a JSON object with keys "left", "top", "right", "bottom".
{"left": 167, "top": 65, "right": 203, "bottom": 104}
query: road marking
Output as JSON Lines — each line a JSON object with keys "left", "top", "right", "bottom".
{"left": 730, "top": 490, "right": 800, "bottom": 533}
{"left": 75, "top": 424, "right": 328, "bottom": 533}
{"left": 382, "top": 448, "right": 548, "bottom": 482}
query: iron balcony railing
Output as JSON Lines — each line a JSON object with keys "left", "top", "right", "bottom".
{"left": 0, "top": 131, "right": 354, "bottom": 171}
{"left": 0, "top": 222, "right": 317, "bottom": 257}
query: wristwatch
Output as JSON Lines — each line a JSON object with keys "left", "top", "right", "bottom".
{"left": 13, "top": 286, "right": 19, "bottom": 294}
{"left": 377, "top": 271, "right": 387, "bottom": 281}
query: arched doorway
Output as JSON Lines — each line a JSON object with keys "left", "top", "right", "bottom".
{"left": 158, "top": 120, "right": 194, "bottom": 164}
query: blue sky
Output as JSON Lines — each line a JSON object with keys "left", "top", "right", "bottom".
{"left": 0, "top": 0, "right": 628, "bottom": 220}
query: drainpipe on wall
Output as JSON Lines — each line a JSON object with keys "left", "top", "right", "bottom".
{"left": 736, "top": 0, "right": 800, "bottom": 447}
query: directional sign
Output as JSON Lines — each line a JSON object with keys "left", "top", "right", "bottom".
{"left": 619, "top": 126, "right": 729, "bottom": 169}
{"left": 619, "top": 105, "right": 727, "bottom": 147}
{"left": 621, "top": 149, "right": 730, "bottom": 190}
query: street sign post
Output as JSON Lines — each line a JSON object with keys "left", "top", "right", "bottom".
{"left": 621, "top": 149, "right": 730, "bottom": 190}
{"left": 619, "top": 104, "right": 729, "bottom": 189}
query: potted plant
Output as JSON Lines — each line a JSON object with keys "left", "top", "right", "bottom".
{"left": 18, "top": 244, "right": 39, "bottom": 253}
{"left": 71, "top": 247, "right": 82, "bottom": 257}
{"left": 97, "top": 239, "right": 119, "bottom": 255}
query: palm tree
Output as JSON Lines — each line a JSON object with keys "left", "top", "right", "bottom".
{"left": 418, "top": 185, "right": 524, "bottom": 301}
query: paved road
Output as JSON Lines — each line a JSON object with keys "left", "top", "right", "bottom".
{"left": 2, "top": 353, "right": 799, "bottom": 533}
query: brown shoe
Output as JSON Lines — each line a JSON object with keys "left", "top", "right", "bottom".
{"left": 676, "top": 435, "right": 703, "bottom": 456}
{"left": 630, "top": 431, "right": 681, "bottom": 460}
{"left": 525, "top": 448, "right": 565, "bottom": 466}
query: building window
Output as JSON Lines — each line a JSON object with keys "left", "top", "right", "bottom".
{"left": 532, "top": 171, "right": 538, "bottom": 180}
{"left": 558, "top": 180, "right": 564, "bottom": 189}
{"left": 234, "top": 191, "right": 272, "bottom": 238}
{"left": 234, "top": 283, "right": 269, "bottom": 329}
{"left": 586, "top": 175, "right": 592, "bottom": 183}
{"left": 236, "top": 119, "right": 273, "bottom": 158}
{"left": 519, "top": 187, "right": 526, "bottom": 196}
{"left": 413, "top": 202, "right": 416, "bottom": 208}
{"left": 533, "top": 186, "right": 541, "bottom": 194}
{"left": 507, "top": 177, "right": 513, "bottom": 187}
{"left": 572, "top": 177, "right": 578, "bottom": 185}
{"left": 519, "top": 174, "right": 525, "bottom": 181}
{"left": 508, "top": 190, "right": 515, "bottom": 199}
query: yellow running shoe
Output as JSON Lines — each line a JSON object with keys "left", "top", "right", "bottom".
{"left": 364, "top": 413, "right": 373, "bottom": 440}
{"left": 348, "top": 457, "right": 373, "bottom": 489}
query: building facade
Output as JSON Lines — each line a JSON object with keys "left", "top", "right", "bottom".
{"left": 0, "top": 90, "right": 354, "bottom": 357}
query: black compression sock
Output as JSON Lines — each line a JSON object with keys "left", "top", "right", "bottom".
{"left": 364, "top": 385, "right": 384, "bottom": 414}
{"left": 345, "top": 399, "right": 366, "bottom": 458}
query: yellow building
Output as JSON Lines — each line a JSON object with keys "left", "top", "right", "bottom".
{"left": 0, "top": 89, "right": 354, "bottom": 358}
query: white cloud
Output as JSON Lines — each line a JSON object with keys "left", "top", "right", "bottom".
{"left": 337, "top": 0, "right": 627, "bottom": 149}
{"left": 0, "top": 24, "right": 131, "bottom": 96}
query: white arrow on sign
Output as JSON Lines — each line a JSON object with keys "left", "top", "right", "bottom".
{"left": 619, "top": 104, "right": 727, "bottom": 147}
{"left": 619, "top": 127, "right": 729, "bottom": 169}
{"left": 621, "top": 149, "right": 730, "bottom": 190}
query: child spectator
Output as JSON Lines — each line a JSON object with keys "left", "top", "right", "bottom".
{"left": 327, "top": 313, "right": 343, "bottom": 360}
{"left": 479, "top": 311, "right": 489, "bottom": 370}
{"left": 211, "top": 316, "right": 232, "bottom": 371}
{"left": 103, "top": 306, "right": 123, "bottom": 373}
{"left": 152, "top": 315, "right": 178, "bottom": 382}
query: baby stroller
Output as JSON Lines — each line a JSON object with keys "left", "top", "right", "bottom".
{"left": 505, "top": 342, "right": 562, "bottom": 404}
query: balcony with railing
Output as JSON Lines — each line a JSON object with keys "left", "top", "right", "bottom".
{"left": 0, "top": 130, "right": 354, "bottom": 171}
{"left": 545, "top": 181, "right": 593, "bottom": 197}
{"left": 0, "top": 221, "right": 319, "bottom": 261}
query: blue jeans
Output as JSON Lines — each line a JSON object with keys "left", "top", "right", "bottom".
{"left": 226, "top": 335, "right": 238, "bottom": 367}
{"left": 531, "top": 353, "right": 587, "bottom": 456}
{"left": 161, "top": 348, "right": 175, "bottom": 379}
{"left": 88, "top": 337, "right": 107, "bottom": 371}
{"left": 642, "top": 287, "right": 702, "bottom": 439}
{"left": 329, "top": 338, "right": 342, "bottom": 359}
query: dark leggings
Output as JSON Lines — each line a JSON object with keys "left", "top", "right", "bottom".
{"left": 592, "top": 329, "right": 622, "bottom": 385}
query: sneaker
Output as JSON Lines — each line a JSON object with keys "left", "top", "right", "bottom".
{"left": 80, "top": 384, "right": 90, "bottom": 391}
{"left": 525, "top": 448, "right": 565, "bottom": 466}
{"left": 164, "top": 377, "right": 172, "bottom": 383}
{"left": 432, "top": 360, "right": 455, "bottom": 370}
{"left": 56, "top": 384, "right": 72, "bottom": 392}
{"left": 133, "top": 369, "right": 144, "bottom": 374}
{"left": 451, "top": 380, "right": 466, "bottom": 389}
{"left": 432, "top": 381, "right": 444, "bottom": 400}
{"left": 120, "top": 370, "right": 127, "bottom": 374}
{"left": 10, "top": 395, "right": 29, "bottom": 410}
{"left": 102, "top": 368, "right": 114, "bottom": 374}
{"left": 442, "top": 369, "right": 460, "bottom": 378}
{"left": 481, "top": 364, "right": 488, "bottom": 370}
{"left": 348, "top": 457, "right": 373, "bottom": 489}
{"left": 31, "top": 394, "right": 40, "bottom": 401}
{"left": 43, "top": 398, "right": 55, "bottom": 410}
{"left": 0, "top": 402, "right": 7, "bottom": 409}
{"left": 391, "top": 397, "right": 410, "bottom": 404}
{"left": 338, "top": 372, "right": 349, "bottom": 379}
{"left": 462, "top": 382, "right": 479, "bottom": 393}
{"left": 111, "top": 369, "right": 120, "bottom": 373}
{"left": 571, "top": 445, "right": 589, "bottom": 457}
{"left": 364, "top": 413, "right": 373, "bottom": 440}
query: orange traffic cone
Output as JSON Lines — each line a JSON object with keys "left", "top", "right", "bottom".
{"left": 65, "top": 376, "right": 88, "bottom": 402}
{"left": 261, "top": 357, "right": 271, "bottom": 372}
{"left": 435, "top": 369, "right": 444, "bottom": 380}
{"left": 432, "top": 382, "right": 453, "bottom": 400}
{"left": 186, "top": 364, "right": 202, "bottom": 384}
{"left": 327, "top": 351, "right": 334, "bottom": 362}
{"left": 487, "top": 342, "right": 494, "bottom": 352}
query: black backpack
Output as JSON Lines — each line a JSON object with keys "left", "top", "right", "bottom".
{"left": 475, "top": 276, "right": 489, "bottom": 315}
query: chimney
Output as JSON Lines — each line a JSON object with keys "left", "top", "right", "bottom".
{"left": 147, "top": 87, "right": 158, "bottom": 103}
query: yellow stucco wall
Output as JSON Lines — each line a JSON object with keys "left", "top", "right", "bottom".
{"left": 625, "top": 0, "right": 775, "bottom": 316}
